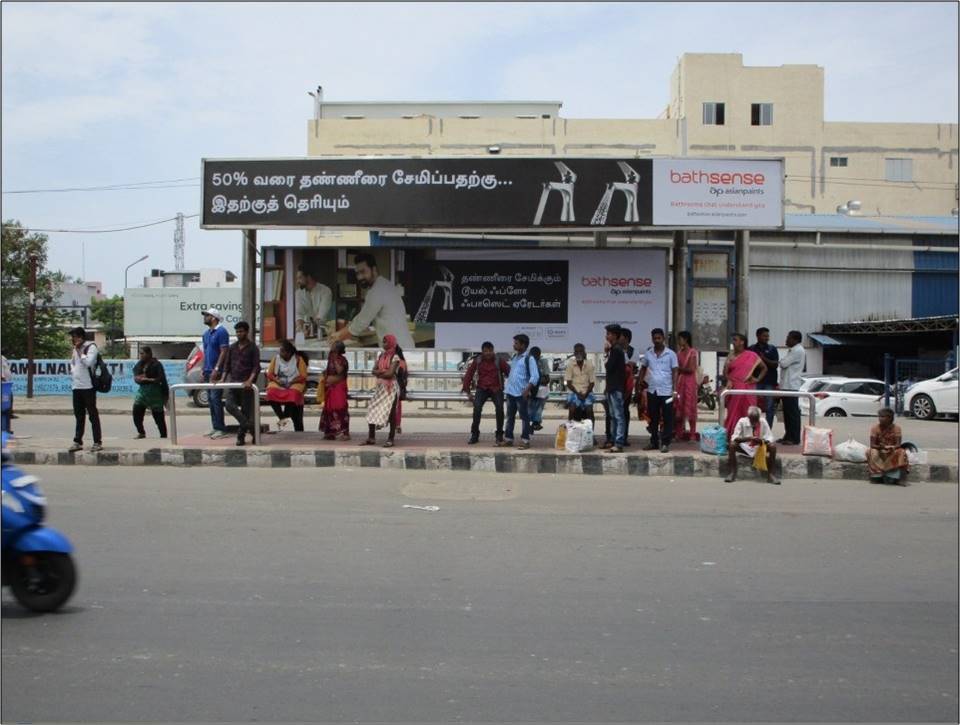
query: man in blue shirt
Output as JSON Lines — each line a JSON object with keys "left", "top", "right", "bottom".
{"left": 503, "top": 334, "right": 539, "bottom": 449}
{"left": 748, "top": 327, "right": 779, "bottom": 428}
{"left": 201, "top": 308, "right": 230, "bottom": 439}
{"left": 638, "top": 327, "right": 679, "bottom": 453}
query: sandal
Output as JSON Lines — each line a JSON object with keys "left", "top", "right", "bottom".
{"left": 360, "top": 439, "right": 376, "bottom": 446}
{"left": 383, "top": 440, "right": 394, "bottom": 448}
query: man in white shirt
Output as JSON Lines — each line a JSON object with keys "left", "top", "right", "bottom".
{"left": 68, "top": 326, "right": 103, "bottom": 453}
{"left": 294, "top": 267, "right": 333, "bottom": 338}
{"left": 777, "top": 330, "right": 806, "bottom": 446}
{"left": 724, "top": 405, "right": 779, "bottom": 484}
{"left": 331, "top": 253, "right": 415, "bottom": 350}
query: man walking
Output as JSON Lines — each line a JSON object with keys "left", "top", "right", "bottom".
{"left": 503, "top": 334, "right": 539, "bottom": 450}
{"left": 222, "top": 321, "right": 261, "bottom": 446}
{"left": 749, "top": 327, "right": 779, "bottom": 427}
{"left": 68, "top": 327, "right": 103, "bottom": 452}
{"left": 602, "top": 324, "right": 627, "bottom": 453}
{"left": 777, "top": 330, "right": 806, "bottom": 446}
{"left": 202, "top": 308, "right": 230, "bottom": 439}
{"left": 638, "top": 327, "right": 679, "bottom": 453}
{"left": 461, "top": 341, "right": 510, "bottom": 445}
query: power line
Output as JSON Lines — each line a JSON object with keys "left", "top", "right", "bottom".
{"left": 2, "top": 214, "right": 199, "bottom": 234}
{"left": 2, "top": 177, "right": 201, "bottom": 194}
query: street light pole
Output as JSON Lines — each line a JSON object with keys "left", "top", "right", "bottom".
{"left": 124, "top": 254, "right": 149, "bottom": 292}
{"left": 26, "top": 255, "right": 37, "bottom": 399}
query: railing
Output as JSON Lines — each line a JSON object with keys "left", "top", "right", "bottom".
{"left": 719, "top": 389, "right": 818, "bottom": 427}
{"left": 169, "top": 383, "right": 261, "bottom": 446}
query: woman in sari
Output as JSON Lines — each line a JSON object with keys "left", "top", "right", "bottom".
{"left": 868, "top": 407, "right": 909, "bottom": 484}
{"left": 363, "top": 334, "right": 400, "bottom": 447}
{"left": 674, "top": 331, "right": 700, "bottom": 441}
{"left": 265, "top": 340, "right": 308, "bottom": 432}
{"left": 722, "top": 333, "right": 766, "bottom": 439}
{"left": 319, "top": 341, "right": 350, "bottom": 440}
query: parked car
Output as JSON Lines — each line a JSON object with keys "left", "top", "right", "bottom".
{"left": 798, "top": 375, "right": 845, "bottom": 393}
{"left": 904, "top": 367, "right": 958, "bottom": 420}
{"left": 799, "top": 378, "right": 888, "bottom": 418}
{"left": 183, "top": 344, "right": 323, "bottom": 407}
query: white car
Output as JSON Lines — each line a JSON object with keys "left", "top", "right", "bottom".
{"left": 798, "top": 375, "right": 845, "bottom": 393}
{"left": 799, "top": 378, "right": 888, "bottom": 418}
{"left": 905, "top": 368, "right": 959, "bottom": 420}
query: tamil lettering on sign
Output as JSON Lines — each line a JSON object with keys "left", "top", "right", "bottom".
{"left": 7, "top": 360, "right": 188, "bottom": 397}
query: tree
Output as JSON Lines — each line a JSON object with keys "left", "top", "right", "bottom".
{"left": 90, "top": 294, "right": 127, "bottom": 358}
{"left": 1, "top": 220, "right": 71, "bottom": 359}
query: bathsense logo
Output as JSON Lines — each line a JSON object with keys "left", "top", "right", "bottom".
{"left": 669, "top": 169, "right": 766, "bottom": 186}
{"left": 581, "top": 276, "right": 653, "bottom": 288}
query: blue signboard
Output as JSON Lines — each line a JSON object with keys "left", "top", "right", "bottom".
{"left": 6, "top": 359, "right": 188, "bottom": 397}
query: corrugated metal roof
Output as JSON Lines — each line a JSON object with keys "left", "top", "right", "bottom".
{"left": 784, "top": 214, "right": 960, "bottom": 236}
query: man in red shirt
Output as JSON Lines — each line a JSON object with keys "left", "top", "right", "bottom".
{"left": 462, "top": 341, "right": 511, "bottom": 445}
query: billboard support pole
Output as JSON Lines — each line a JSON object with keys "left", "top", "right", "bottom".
{"left": 735, "top": 229, "right": 750, "bottom": 335}
{"left": 242, "top": 229, "right": 257, "bottom": 330}
{"left": 593, "top": 231, "right": 607, "bottom": 249}
{"left": 671, "top": 230, "right": 688, "bottom": 341}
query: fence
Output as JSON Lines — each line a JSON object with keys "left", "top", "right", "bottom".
{"left": 884, "top": 353, "right": 956, "bottom": 414}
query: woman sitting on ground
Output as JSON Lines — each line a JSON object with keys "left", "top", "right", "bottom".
{"left": 868, "top": 407, "right": 909, "bottom": 485}
{"left": 265, "top": 339, "right": 308, "bottom": 432}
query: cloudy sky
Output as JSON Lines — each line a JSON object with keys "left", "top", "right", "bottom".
{"left": 2, "top": 2, "right": 957, "bottom": 296}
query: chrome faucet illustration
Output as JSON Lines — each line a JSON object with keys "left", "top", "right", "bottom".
{"left": 414, "top": 265, "right": 454, "bottom": 323}
{"left": 533, "top": 161, "right": 577, "bottom": 225}
{"left": 590, "top": 161, "right": 641, "bottom": 225}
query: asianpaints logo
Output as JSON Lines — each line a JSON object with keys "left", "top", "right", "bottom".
{"left": 669, "top": 169, "right": 766, "bottom": 186}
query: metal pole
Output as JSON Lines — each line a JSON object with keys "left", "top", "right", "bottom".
{"left": 26, "top": 255, "right": 37, "bottom": 399}
{"left": 883, "top": 353, "right": 893, "bottom": 409}
{"left": 242, "top": 230, "right": 257, "bottom": 328}
{"left": 735, "top": 230, "right": 750, "bottom": 335}
{"left": 671, "top": 230, "right": 688, "bottom": 340}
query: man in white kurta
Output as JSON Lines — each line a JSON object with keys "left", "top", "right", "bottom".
{"left": 332, "top": 253, "right": 415, "bottom": 350}
{"left": 294, "top": 268, "right": 333, "bottom": 337}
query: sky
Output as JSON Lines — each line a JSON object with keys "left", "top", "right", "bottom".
{"left": 2, "top": 1, "right": 958, "bottom": 296}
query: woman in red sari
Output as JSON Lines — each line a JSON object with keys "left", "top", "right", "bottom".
{"left": 722, "top": 333, "right": 766, "bottom": 439}
{"left": 674, "top": 331, "right": 700, "bottom": 441}
{"left": 319, "top": 341, "right": 350, "bottom": 440}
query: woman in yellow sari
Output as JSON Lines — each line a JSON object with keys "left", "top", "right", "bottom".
{"left": 868, "top": 407, "right": 909, "bottom": 485}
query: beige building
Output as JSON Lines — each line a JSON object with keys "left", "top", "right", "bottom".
{"left": 305, "top": 53, "right": 958, "bottom": 246}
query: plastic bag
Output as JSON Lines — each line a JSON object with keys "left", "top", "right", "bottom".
{"left": 565, "top": 420, "right": 595, "bottom": 453}
{"left": 905, "top": 448, "right": 928, "bottom": 465}
{"left": 555, "top": 423, "right": 568, "bottom": 450}
{"left": 699, "top": 424, "right": 728, "bottom": 456}
{"left": 834, "top": 437, "right": 868, "bottom": 463}
{"left": 802, "top": 425, "right": 834, "bottom": 457}
{"left": 753, "top": 441, "right": 769, "bottom": 471}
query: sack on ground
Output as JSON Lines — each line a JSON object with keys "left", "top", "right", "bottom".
{"left": 555, "top": 423, "right": 568, "bottom": 450}
{"left": 564, "top": 420, "right": 594, "bottom": 453}
{"left": 699, "top": 424, "right": 728, "bottom": 455}
{"left": 802, "top": 425, "right": 834, "bottom": 457}
{"left": 834, "top": 437, "right": 868, "bottom": 463}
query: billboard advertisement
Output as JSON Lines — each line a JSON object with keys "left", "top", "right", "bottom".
{"left": 652, "top": 158, "right": 784, "bottom": 228}
{"left": 6, "top": 359, "right": 188, "bottom": 397}
{"left": 262, "top": 246, "right": 667, "bottom": 352}
{"left": 124, "top": 288, "right": 244, "bottom": 337}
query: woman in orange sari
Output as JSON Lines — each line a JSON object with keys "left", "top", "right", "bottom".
{"left": 319, "top": 341, "right": 350, "bottom": 440}
{"left": 674, "top": 331, "right": 700, "bottom": 441}
{"left": 868, "top": 407, "right": 909, "bottom": 484}
{"left": 722, "top": 333, "right": 766, "bottom": 439}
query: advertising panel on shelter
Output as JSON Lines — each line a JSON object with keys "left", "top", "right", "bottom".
{"left": 124, "top": 288, "right": 245, "bottom": 337}
{"left": 260, "top": 246, "right": 667, "bottom": 352}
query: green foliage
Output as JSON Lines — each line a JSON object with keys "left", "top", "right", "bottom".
{"left": 1, "top": 220, "right": 71, "bottom": 359}
{"left": 90, "top": 294, "right": 128, "bottom": 358}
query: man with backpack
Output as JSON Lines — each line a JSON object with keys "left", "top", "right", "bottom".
{"left": 503, "top": 334, "right": 540, "bottom": 450}
{"left": 461, "top": 341, "right": 510, "bottom": 445}
{"left": 68, "top": 327, "right": 103, "bottom": 452}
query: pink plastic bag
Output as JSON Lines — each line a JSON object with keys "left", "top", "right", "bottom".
{"left": 802, "top": 425, "right": 834, "bottom": 457}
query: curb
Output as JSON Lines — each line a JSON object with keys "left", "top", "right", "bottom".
{"left": 10, "top": 447, "right": 958, "bottom": 482}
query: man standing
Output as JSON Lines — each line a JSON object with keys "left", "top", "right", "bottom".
{"left": 331, "top": 253, "right": 415, "bottom": 350}
{"left": 638, "top": 327, "right": 679, "bottom": 453}
{"left": 503, "top": 334, "right": 539, "bottom": 450}
{"left": 222, "top": 321, "right": 261, "bottom": 446}
{"left": 564, "top": 343, "right": 596, "bottom": 424}
{"left": 294, "top": 266, "right": 333, "bottom": 338}
{"left": 618, "top": 328, "right": 638, "bottom": 446}
{"left": 461, "top": 341, "right": 510, "bottom": 445}
{"left": 602, "top": 324, "right": 627, "bottom": 453}
{"left": 749, "top": 327, "right": 780, "bottom": 427}
{"left": 777, "top": 330, "right": 806, "bottom": 446}
{"left": 68, "top": 327, "right": 102, "bottom": 453}
{"left": 202, "top": 308, "right": 230, "bottom": 439}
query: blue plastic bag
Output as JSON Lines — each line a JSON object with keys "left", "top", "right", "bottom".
{"left": 699, "top": 424, "right": 728, "bottom": 456}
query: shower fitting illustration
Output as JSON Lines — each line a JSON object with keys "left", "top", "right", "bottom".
{"left": 414, "top": 265, "right": 455, "bottom": 323}
{"left": 533, "top": 161, "right": 578, "bottom": 225}
{"left": 590, "top": 162, "right": 641, "bottom": 225}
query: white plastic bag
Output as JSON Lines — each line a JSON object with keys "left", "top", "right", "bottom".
{"left": 834, "top": 437, "right": 868, "bottom": 463}
{"left": 564, "top": 420, "right": 595, "bottom": 453}
{"left": 905, "top": 448, "right": 928, "bottom": 465}
{"left": 802, "top": 425, "right": 834, "bottom": 457}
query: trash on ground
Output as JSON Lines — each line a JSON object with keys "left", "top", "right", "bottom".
{"left": 403, "top": 504, "right": 440, "bottom": 512}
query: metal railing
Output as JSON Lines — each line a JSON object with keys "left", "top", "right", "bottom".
{"left": 719, "top": 389, "right": 817, "bottom": 427}
{"left": 170, "top": 383, "right": 261, "bottom": 446}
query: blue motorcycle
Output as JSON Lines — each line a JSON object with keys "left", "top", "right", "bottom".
{"left": 2, "top": 435, "right": 77, "bottom": 612}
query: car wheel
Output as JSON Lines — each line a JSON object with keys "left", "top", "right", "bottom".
{"left": 824, "top": 408, "right": 846, "bottom": 417}
{"left": 192, "top": 389, "right": 209, "bottom": 408}
{"left": 910, "top": 394, "right": 936, "bottom": 420}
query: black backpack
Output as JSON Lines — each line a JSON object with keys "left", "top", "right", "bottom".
{"left": 85, "top": 345, "right": 113, "bottom": 393}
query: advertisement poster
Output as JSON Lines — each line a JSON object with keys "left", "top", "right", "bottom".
{"left": 124, "top": 288, "right": 244, "bottom": 337}
{"left": 652, "top": 158, "right": 784, "bottom": 228}
{"left": 6, "top": 359, "right": 188, "bottom": 397}
{"left": 265, "top": 246, "right": 666, "bottom": 352}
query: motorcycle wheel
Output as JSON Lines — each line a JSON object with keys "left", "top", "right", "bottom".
{"left": 10, "top": 552, "right": 77, "bottom": 613}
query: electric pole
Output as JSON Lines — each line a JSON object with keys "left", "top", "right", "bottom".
{"left": 26, "top": 255, "right": 37, "bottom": 399}
{"left": 174, "top": 212, "right": 185, "bottom": 271}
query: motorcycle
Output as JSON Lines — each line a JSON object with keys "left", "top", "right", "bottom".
{"left": 2, "top": 435, "right": 77, "bottom": 612}
{"left": 697, "top": 375, "right": 718, "bottom": 411}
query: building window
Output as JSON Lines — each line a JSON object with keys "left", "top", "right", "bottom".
{"left": 885, "top": 158, "right": 913, "bottom": 182}
{"left": 702, "top": 102, "right": 725, "bottom": 126}
{"left": 830, "top": 157, "right": 848, "bottom": 167}
{"left": 751, "top": 103, "right": 773, "bottom": 126}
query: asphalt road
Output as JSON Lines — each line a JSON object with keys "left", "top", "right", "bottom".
{"left": 2, "top": 467, "right": 957, "bottom": 723}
